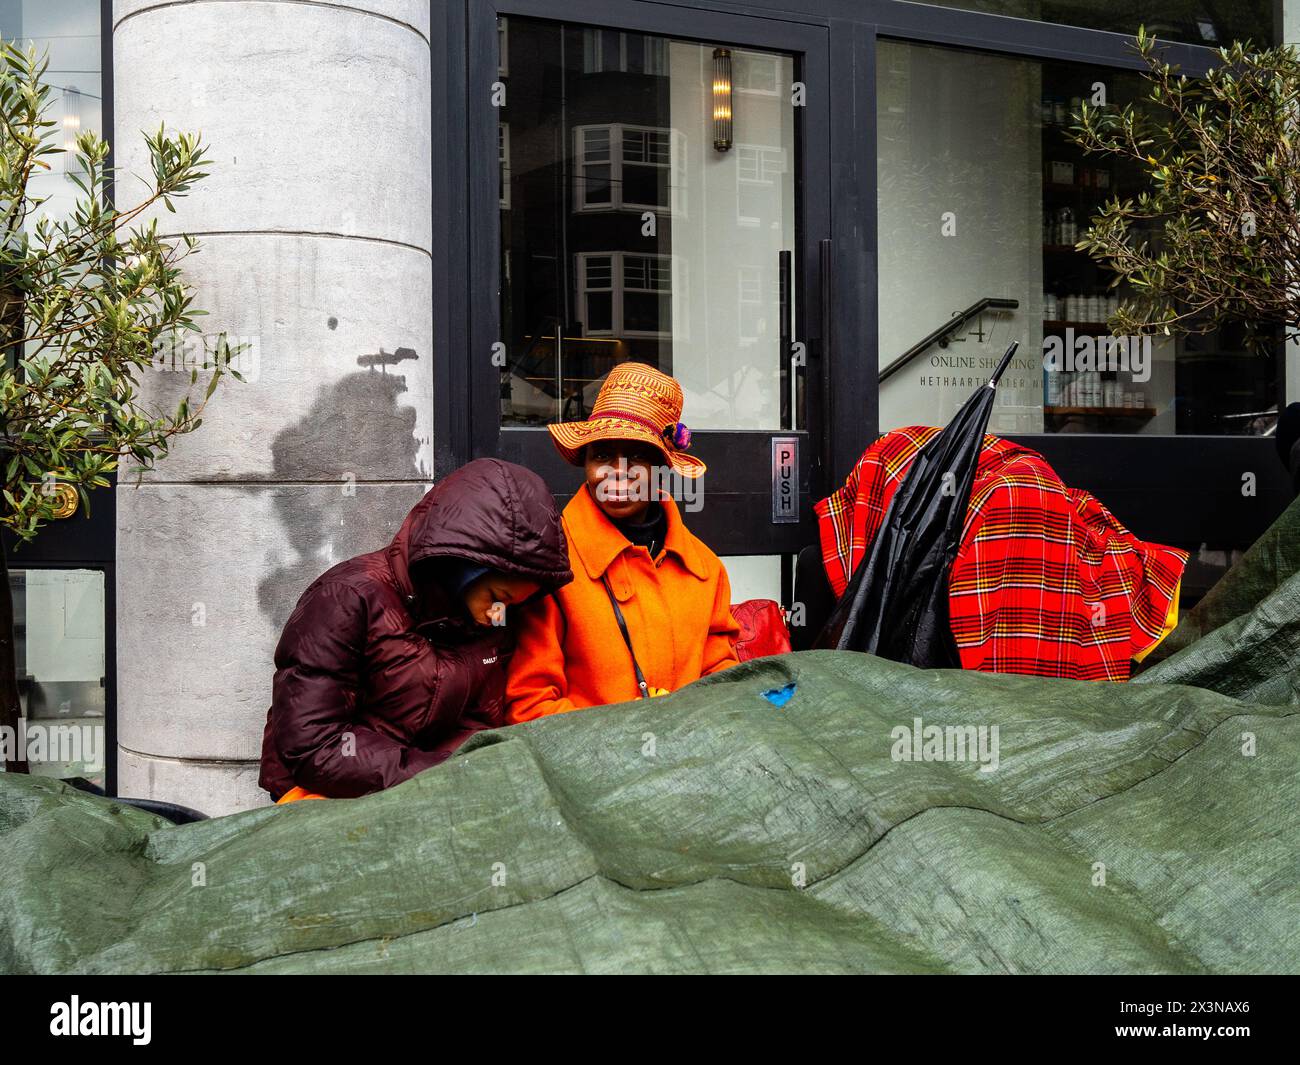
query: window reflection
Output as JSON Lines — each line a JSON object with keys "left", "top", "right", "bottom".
{"left": 0, "top": 0, "right": 104, "bottom": 234}
{"left": 6, "top": 569, "right": 107, "bottom": 787}
{"left": 877, "top": 39, "right": 1280, "bottom": 438}
{"left": 497, "top": 17, "right": 797, "bottom": 430}
{"left": 913, "top": 0, "right": 1272, "bottom": 49}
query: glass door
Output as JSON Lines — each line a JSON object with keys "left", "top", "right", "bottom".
{"left": 469, "top": 1, "right": 831, "bottom": 587}
{"left": 498, "top": 21, "right": 798, "bottom": 433}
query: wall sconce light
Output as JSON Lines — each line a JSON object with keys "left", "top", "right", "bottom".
{"left": 712, "top": 48, "right": 733, "bottom": 152}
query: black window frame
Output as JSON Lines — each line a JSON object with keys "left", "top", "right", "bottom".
{"left": 1, "top": 0, "right": 117, "bottom": 791}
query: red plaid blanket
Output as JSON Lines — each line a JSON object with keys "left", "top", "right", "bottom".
{"left": 815, "top": 426, "right": 1188, "bottom": 680}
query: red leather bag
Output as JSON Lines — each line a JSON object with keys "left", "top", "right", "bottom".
{"left": 731, "top": 599, "right": 793, "bottom": 662}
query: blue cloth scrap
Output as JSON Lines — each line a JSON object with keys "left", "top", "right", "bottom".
{"left": 761, "top": 682, "right": 797, "bottom": 708}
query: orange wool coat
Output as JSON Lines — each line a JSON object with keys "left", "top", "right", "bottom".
{"left": 506, "top": 485, "right": 740, "bottom": 722}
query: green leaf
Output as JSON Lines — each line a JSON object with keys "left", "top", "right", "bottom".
{"left": 0, "top": 61, "right": 234, "bottom": 543}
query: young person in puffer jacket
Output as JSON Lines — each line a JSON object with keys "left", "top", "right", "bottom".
{"left": 259, "top": 458, "right": 572, "bottom": 803}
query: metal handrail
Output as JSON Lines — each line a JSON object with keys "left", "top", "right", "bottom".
{"left": 879, "top": 298, "right": 1020, "bottom": 383}
{"left": 509, "top": 315, "right": 564, "bottom": 383}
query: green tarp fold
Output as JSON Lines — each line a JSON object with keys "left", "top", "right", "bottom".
{"left": 2, "top": 499, "right": 1298, "bottom": 974}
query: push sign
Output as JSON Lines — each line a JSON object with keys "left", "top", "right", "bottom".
{"left": 771, "top": 436, "right": 799, "bottom": 524}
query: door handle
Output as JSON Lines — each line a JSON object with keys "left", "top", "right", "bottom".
{"left": 779, "top": 249, "right": 792, "bottom": 428}
{"left": 817, "top": 238, "right": 833, "bottom": 482}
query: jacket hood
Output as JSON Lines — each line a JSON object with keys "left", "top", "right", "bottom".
{"left": 386, "top": 459, "right": 573, "bottom": 608}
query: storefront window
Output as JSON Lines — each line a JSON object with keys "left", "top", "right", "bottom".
{"left": 0, "top": 1, "right": 108, "bottom": 785}
{"left": 497, "top": 17, "right": 798, "bottom": 430}
{"left": 877, "top": 38, "right": 1280, "bottom": 437}
{"left": 0, "top": 0, "right": 104, "bottom": 234}
{"left": 910, "top": 0, "right": 1273, "bottom": 49}
{"left": 5, "top": 569, "right": 107, "bottom": 786}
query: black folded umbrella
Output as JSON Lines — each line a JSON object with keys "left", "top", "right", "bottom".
{"left": 814, "top": 341, "right": 1020, "bottom": 667}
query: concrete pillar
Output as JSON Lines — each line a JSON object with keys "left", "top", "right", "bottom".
{"left": 112, "top": 0, "right": 433, "bottom": 813}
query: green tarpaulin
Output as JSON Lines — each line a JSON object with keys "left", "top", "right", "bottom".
{"left": 2, "top": 499, "right": 1298, "bottom": 974}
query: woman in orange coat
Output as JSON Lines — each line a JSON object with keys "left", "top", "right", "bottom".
{"left": 506, "top": 362, "right": 739, "bottom": 721}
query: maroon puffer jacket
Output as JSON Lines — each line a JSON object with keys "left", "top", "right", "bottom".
{"left": 259, "top": 458, "right": 572, "bottom": 800}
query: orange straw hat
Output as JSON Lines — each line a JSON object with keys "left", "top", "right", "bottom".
{"left": 548, "top": 362, "right": 706, "bottom": 478}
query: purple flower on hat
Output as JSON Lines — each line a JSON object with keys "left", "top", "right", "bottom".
{"left": 663, "top": 421, "right": 692, "bottom": 450}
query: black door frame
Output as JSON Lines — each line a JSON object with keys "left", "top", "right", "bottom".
{"left": 434, "top": 0, "right": 1294, "bottom": 564}
{"left": 452, "top": 0, "right": 836, "bottom": 559}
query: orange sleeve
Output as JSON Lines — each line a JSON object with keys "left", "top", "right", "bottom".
{"left": 506, "top": 593, "right": 582, "bottom": 723}
{"left": 701, "top": 560, "right": 742, "bottom": 677}
{"left": 275, "top": 786, "right": 328, "bottom": 804}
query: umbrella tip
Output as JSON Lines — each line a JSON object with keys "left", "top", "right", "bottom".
{"left": 988, "top": 341, "right": 1019, "bottom": 387}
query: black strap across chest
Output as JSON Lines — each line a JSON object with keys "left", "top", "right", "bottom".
{"left": 600, "top": 574, "right": 651, "bottom": 700}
